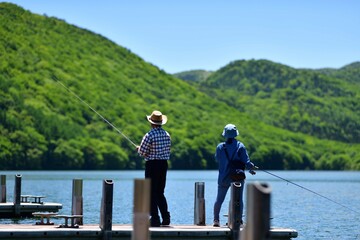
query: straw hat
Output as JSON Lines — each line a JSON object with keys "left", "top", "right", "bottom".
{"left": 147, "top": 110, "right": 168, "bottom": 125}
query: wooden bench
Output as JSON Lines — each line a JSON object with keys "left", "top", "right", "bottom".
{"left": 55, "top": 215, "right": 83, "bottom": 228}
{"left": 20, "top": 195, "right": 31, "bottom": 203}
{"left": 32, "top": 212, "right": 57, "bottom": 225}
{"left": 21, "top": 195, "right": 46, "bottom": 204}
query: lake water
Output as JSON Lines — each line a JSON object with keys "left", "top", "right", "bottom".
{"left": 1, "top": 170, "right": 360, "bottom": 240}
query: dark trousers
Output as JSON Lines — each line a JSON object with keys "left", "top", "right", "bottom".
{"left": 145, "top": 160, "right": 169, "bottom": 221}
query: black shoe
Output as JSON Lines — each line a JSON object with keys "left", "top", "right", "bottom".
{"left": 161, "top": 212, "right": 171, "bottom": 225}
{"left": 150, "top": 217, "right": 161, "bottom": 227}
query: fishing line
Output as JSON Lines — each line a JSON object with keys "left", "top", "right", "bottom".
{"left": 51, "top": 75, "right": 138, "bottom": 148}
{"left": 257, "top": 167, "right": 360, "bottom": 215}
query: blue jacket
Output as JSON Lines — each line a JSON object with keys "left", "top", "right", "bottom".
{"left": 215, "top": 139, "right": 254, "bottom": 186}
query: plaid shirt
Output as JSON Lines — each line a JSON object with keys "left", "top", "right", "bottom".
{"left": 138, "top": 127, "right": 171, "bottom": 161}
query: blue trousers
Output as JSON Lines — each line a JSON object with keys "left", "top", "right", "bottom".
{"left": 213, "top": 181, "right": 245, "bottom": 222}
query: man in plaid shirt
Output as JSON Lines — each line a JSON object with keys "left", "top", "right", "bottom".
{"left": 137, "top": 110, "right": 171, "bottom": 227}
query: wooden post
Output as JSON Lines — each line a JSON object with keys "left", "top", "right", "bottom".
{"left": 72, "top": 179, "right": 83, "bottom": 225}
{"left": 132, "top": 179, "right": 150, "bottom": 240}
{"left": 194, "top": 182, "right": 206, "bottom": 226}
{"left": 228, "top": 182, "right": 242, "bottom": 239}
{"left": 13, "top": 174, "right": 22, "bottom": 216}
{"left": 239, "top": 182, "right": 271, "bottom": 240}
{"left": 100, "top": 179, "right": 113, "bottom": 240}
{"left": 1, "top": 175, "right": 6, "bottom": 203}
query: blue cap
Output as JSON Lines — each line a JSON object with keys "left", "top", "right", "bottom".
{"left": 222, "top": 124, "right": 239, "bottom": 138}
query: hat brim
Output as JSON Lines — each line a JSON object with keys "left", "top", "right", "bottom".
{"left": 222, "top": 130, "right": 239, "bottom": 138}
{"left": 147, "top": 115, "right": 167, "bottom": 125}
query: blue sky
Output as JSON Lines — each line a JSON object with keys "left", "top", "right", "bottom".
{"left": 6, "top": 0, "right": 360, "bottom": 73}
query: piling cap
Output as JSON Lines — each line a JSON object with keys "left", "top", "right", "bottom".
{"left": 147, "top": 110, "right": 167, "bottom": 125}
{"left": 222, "top": 124, "right": 239, "bottom": 138}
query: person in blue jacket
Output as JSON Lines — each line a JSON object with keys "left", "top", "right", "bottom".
{"left": 213, "top": 123, "right": 256, "bottom": 227}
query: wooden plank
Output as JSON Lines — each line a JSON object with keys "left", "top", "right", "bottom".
{"left": 0, "top": 224, "right": 298, "bottom": 239}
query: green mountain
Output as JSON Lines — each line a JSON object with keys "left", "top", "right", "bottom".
{"left": 180, "top": 59, "right": 360, "bottom": 144}
{"left": 1, "top": 3, "right": 359, "bottom": 170}
{"left": 316, "top": 62, "right": 360, "bottom": 86}
{"left": 173, "top": 70, "right": 213, "bottom": 83}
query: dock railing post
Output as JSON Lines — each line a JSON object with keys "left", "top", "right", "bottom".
{"left": 72, "top": 179, "right": 83, "bottom": 225}
{"left": 239, "top": 182, "right": 271, "bottom": 240}
{"left": 100, "top": 179, "right": 113, "bottom": 240}
{"left": 1, "top": 175, "right": 6, "bottom": 203}
{"left": 13, "top": 174, "right": 22, "bottom": 216}
{"left": 194, "top": 182, "right": 206, "bottom": 226}
{"left": 228, "top": 182, "right": 242, "bottom": 239}
{"left": 132, "top": 179, "right": 150, "bottom": 240}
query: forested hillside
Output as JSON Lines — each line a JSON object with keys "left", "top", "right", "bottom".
{"left": 173, "top": 70, "right": 213, "bottom": 83}
{"left": 1, "top": 3, "right": 359, "bottom": 170}
{"left": 315, "top": 62, "right": 360, "bottom": 86}
{"left": 183, "top": 60, "right": 360, "bottom": 143}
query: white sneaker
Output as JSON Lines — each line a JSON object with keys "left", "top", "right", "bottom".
{"left": 213, "top": 220, "right": 220, "bottom": 227}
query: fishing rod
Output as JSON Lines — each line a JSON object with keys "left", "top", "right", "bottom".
{"left": 256, "top": 166, "right": 360, "bottom": 215}
{"left": 51, "top": 75, "right": 138, "bottom": 148}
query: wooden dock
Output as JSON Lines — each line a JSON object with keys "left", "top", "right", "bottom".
{"left": 0, "top": 224, "right": 298, "bottom": 239}
{"left": 1, "top": 175, "right": 62, "bottom": 218}
{"left": 0, "top": 202, "right": 62, "bottom": 218}
{"left": 1, "top": 176, "right": 298, "bottom": 239}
